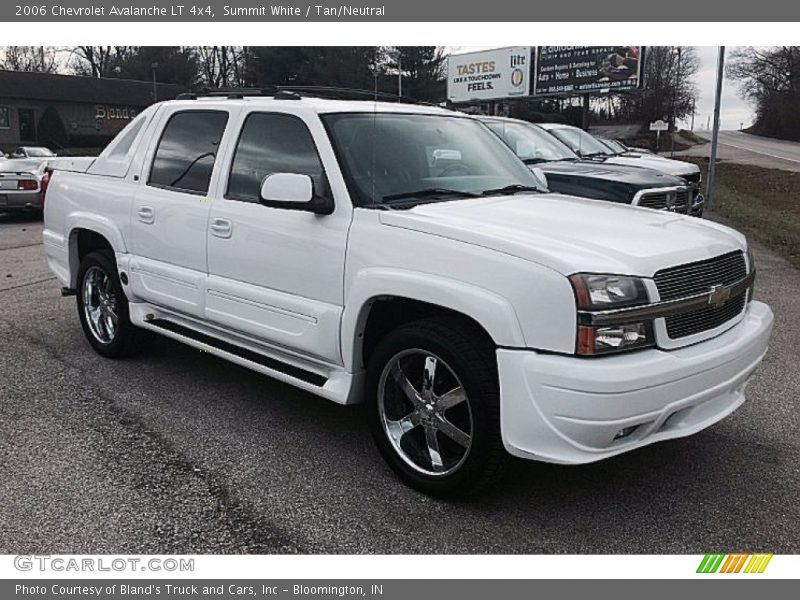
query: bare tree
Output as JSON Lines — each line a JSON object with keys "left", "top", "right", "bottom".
{"left": 196, "top": 46, "right": 250, "bottom": 88}
{"left": 0, "top": 46, "right": 58, "bottom": 73}
{"left": 728, "top": 46, "right": 800, "bottom": 140}
{"left": 68, "top": 46, "right": 130, "bottom": 78}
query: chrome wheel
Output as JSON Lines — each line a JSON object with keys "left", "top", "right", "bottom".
{"left": 378, "top": 349, "right": 473, "bottom": 476}
{"left": 82, "top": 265, "right": 118, "bottom": 344}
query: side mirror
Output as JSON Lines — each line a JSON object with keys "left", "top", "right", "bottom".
{"left": 259, "top": 173, "right": 333, "bottom": 215}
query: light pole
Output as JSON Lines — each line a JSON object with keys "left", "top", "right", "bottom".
{"left": 151, "top": 62, "right": 159, "bottom": 102}
{"left": 387, "top": 48, "right": 402, "bottom": 100}
{"left": 670, "top": 46, "right": 682, "bottom": 157}
{"left": 707, "top": 46, "right": 726, "bottom": 211}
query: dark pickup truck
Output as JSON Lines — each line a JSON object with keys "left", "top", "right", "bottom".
{"left": 481, "top": 117, "right": 701, "bottom": 216}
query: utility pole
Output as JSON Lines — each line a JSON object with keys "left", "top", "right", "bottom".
{"left": 581, "top": 93, "right": 590, "bottom": 129}
{"left": 707, "top": 47, "right": 725, "bottom": 211}
{"left": 151, "top": 62, "right": 159, "bottom": 102}
{"left": 670, "top": 46, "right": 682, "bottom": 157}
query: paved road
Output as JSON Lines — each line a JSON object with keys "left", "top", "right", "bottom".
{"left": 680, "top": 131, "right": 800, "bottom": 173}
{"left": 1, "top": 213, "right": 799, "bottom": 554}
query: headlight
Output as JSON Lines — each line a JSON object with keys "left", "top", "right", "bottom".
{"left": 746, "top": 245, "right": 756, "bottom": 301}
{"left": 746, "top": 246, "right": 755, "bottom": 273}
{"left": 569, "top": 274, "right": 648, "bottom": 310}
{"left": 569, "top": 273, "right": 654, "bottom": 356}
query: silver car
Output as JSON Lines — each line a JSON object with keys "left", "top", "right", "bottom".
{"left": 0, "top": 158, "right": 47, "bottom": 213}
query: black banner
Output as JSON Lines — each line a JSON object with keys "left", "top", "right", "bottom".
{"left": 534, "top": 46, "right": 645, "bottom": 97}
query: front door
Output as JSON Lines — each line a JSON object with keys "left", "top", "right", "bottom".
{"left": 129, "top": 109, "right": 231, "bottom": 318}
{"left": 205, "top": 110, "right": 350, "bottom": 364}
{"left": 18, "top": 109, "right": 36, "bottom": 142}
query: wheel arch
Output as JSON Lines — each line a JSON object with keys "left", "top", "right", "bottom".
{"left": 342, "top": 268, "right": 526, "bottom": 374}
{"left": 66, "top": 215, "right": 126, "bottom": 288}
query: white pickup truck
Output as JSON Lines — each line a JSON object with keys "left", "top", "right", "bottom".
{"left": 43, "top": 93, "right": 773, "bottom": 496}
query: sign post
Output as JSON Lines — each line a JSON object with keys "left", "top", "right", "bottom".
{"left": 649, "top": 119, "right": 668, "bottom": 152}
{"left": 707, "top": 47, "right": 726, "bottom": 211}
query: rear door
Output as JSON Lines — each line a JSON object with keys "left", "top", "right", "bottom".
{"left": 129, "top": 108, "right": 232, "bottom": 318}
{"left": 204, "top": 109, "right": 351, "bottom": 364}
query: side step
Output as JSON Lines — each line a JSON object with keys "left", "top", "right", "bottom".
{"left": 148, "top": 318, "right": 327, "bottom": 387}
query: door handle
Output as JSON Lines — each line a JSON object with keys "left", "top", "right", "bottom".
{"left": 210, "top": 217, "right": 232, "bottom": 239}
{"left": 137, "top": 206, "right": 155, "bottom": 224}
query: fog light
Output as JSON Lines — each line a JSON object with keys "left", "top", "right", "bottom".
{"left": 577, "top": 322, "right": 653, "bottom": 355}
{"left": 614, "top": 425, "right": 639, "bottom": 440}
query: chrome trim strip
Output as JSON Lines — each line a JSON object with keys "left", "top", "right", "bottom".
{"left": 578, "top": 270, "right": 755, "bottom": 327}
{"left": 631, "top": 185, "right": 689, "bottom": 212}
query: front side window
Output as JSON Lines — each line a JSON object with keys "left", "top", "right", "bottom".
{"left": 484, "top": 120, "right": 578, "bottom": 163}
{"left": 0, "top": 107, "right": 9, "bottom": 129}
{"left": 323, "top": 113, "right": 545, "bottom": 207}
{"left": 549, "top": 127, "right": 613, "bottom": 157}
{"left": 227, "top": 113, "right": 329, "bottom": 203}
{"left": 149, "top": 111, "right": 228, "bottom": 194}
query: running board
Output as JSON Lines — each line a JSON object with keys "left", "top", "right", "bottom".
{"left": 148, "top": 318, "right": 327, "bottom": 387}
{"left": 129, "top": 304, "right": 363, "bottom": 406}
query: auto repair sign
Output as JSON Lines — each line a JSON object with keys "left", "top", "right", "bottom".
{"left": 447, "top": 47, "right": 531, "bottom": 103}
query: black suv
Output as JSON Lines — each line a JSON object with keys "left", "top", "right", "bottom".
{"left": 481, "top": 117, "right": 699, "bottom": 216}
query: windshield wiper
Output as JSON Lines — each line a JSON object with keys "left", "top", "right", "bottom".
{"left": 481, "top": 184, "right": 543, "bottom": 196}
{"left": 382, "top": 188, "right": 480, "bottom": 203}
{"left": 582, "top": 152, "right": 609, "bottom": 158}
{"left": 522, "top": 157, "right": 550, "bottom": 165}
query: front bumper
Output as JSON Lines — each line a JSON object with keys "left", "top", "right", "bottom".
{"left": 498, "top": 300, "right": 773, "bottom": 464}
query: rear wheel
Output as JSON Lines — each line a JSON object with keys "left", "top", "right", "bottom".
{"left": 366, "top": 318, "right": 504, "bottom": 497}
{"left": 76, "top": 250, "right": 150, "bottom": 358}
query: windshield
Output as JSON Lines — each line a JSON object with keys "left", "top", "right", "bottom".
{"left": 605, "top": 139, "right": 628, "bottom": 153}
{"left": 483, "top": 120, "right": 578, "bottom": 162}
{"left": 322, "top": 113, "right": 546, "bottom": 206}
{"left": 547, "top": 128, "right": 614, "bottom": 157}
{"left": 23, "top": 147, "right": 55, "bottom": 157}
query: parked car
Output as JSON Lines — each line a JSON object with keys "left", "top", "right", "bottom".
{"left": 539, "top": 123, "right": 704, "bottom": 216}
{"left": 11, "top": 146, "right": 57, "bottom": 159}
{"left": 43, "top": 95, "right": 773, "bottom": 496}
{"left": 481, "top": 117, "right": 696, "bottom": 214}
{"left": 0, "top": 158, "right": 49, "bottom": 214}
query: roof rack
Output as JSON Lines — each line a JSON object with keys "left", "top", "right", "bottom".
{"left": 174, "top": 85, "right": 419, "bottom": 104}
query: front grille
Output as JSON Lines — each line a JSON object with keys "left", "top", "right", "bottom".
{"left": 637, "top": 188, "right": 690, "bottom": 214}
{"left": 675, "top": 189, "right": 689, "bottom": 212}
{"left": 638, "top": 192, "right": 668, "bottom": 209}
{"left": 665, "top": 293, "right": 746, "bottom": 338}
{"left": 654, "top": 251, "right": 748, "bottom": 338}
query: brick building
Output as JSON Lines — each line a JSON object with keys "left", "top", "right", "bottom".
{"left": 0, "top": 71, "right": 185, "bottom": 153}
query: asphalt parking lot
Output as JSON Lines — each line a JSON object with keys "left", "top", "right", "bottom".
{"left": 0, "top": 211, "right": 798, "bottom": 554}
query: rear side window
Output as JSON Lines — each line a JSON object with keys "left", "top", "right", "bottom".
{"left": 226, "top": 113, "right": 329, "bottom": 203}
{"left": 149, "top": 111, "right": 228, "bottom": 194}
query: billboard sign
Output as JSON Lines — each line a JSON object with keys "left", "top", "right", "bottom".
{"left": 533, "top": 46, "right": 644, "bottom": 96}
{"left": 447, "top": 47, "right": 531, "bottom": 103}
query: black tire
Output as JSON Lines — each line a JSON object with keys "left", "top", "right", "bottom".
{"left": 365, "top": 317, "right": 505, "bottom": 497}
{"left": 76, "top": 250, "right": 151, "bottom": 358}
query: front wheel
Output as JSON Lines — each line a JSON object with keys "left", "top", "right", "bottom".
{"left": 365, "top": 318, "right": 505, "bottom": 497}
{"left": 76, "top": 250, "right": 150, "bottom": 358}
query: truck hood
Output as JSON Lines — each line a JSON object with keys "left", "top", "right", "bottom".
{"left": 600, "top": 154, "right": 700, "bottom": 178}
{"left": 379, "top": 194, "right": 746, "bottom": 276}
{"left": 540, "top": 160, "right": 685, "bottom": 187}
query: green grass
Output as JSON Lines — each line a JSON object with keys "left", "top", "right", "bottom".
{"left": 691, "top": 158, "right": 800, "bottom": 268}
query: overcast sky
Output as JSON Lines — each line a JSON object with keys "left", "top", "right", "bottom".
{"left": 450, "top": 46, "right": 756, "bottom": 131}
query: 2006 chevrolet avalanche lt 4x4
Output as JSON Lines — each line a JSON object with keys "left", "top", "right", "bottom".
{"left": 42, "top": 94, "right": 773, "bottom": 496}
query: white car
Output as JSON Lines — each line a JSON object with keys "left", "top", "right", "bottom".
{"left": 42, "top": 94, "right": 773, "bottom": 496}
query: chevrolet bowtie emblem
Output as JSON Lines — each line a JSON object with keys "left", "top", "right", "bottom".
{"left": 708, "top": 284, "right": 732, "bottom": 308}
